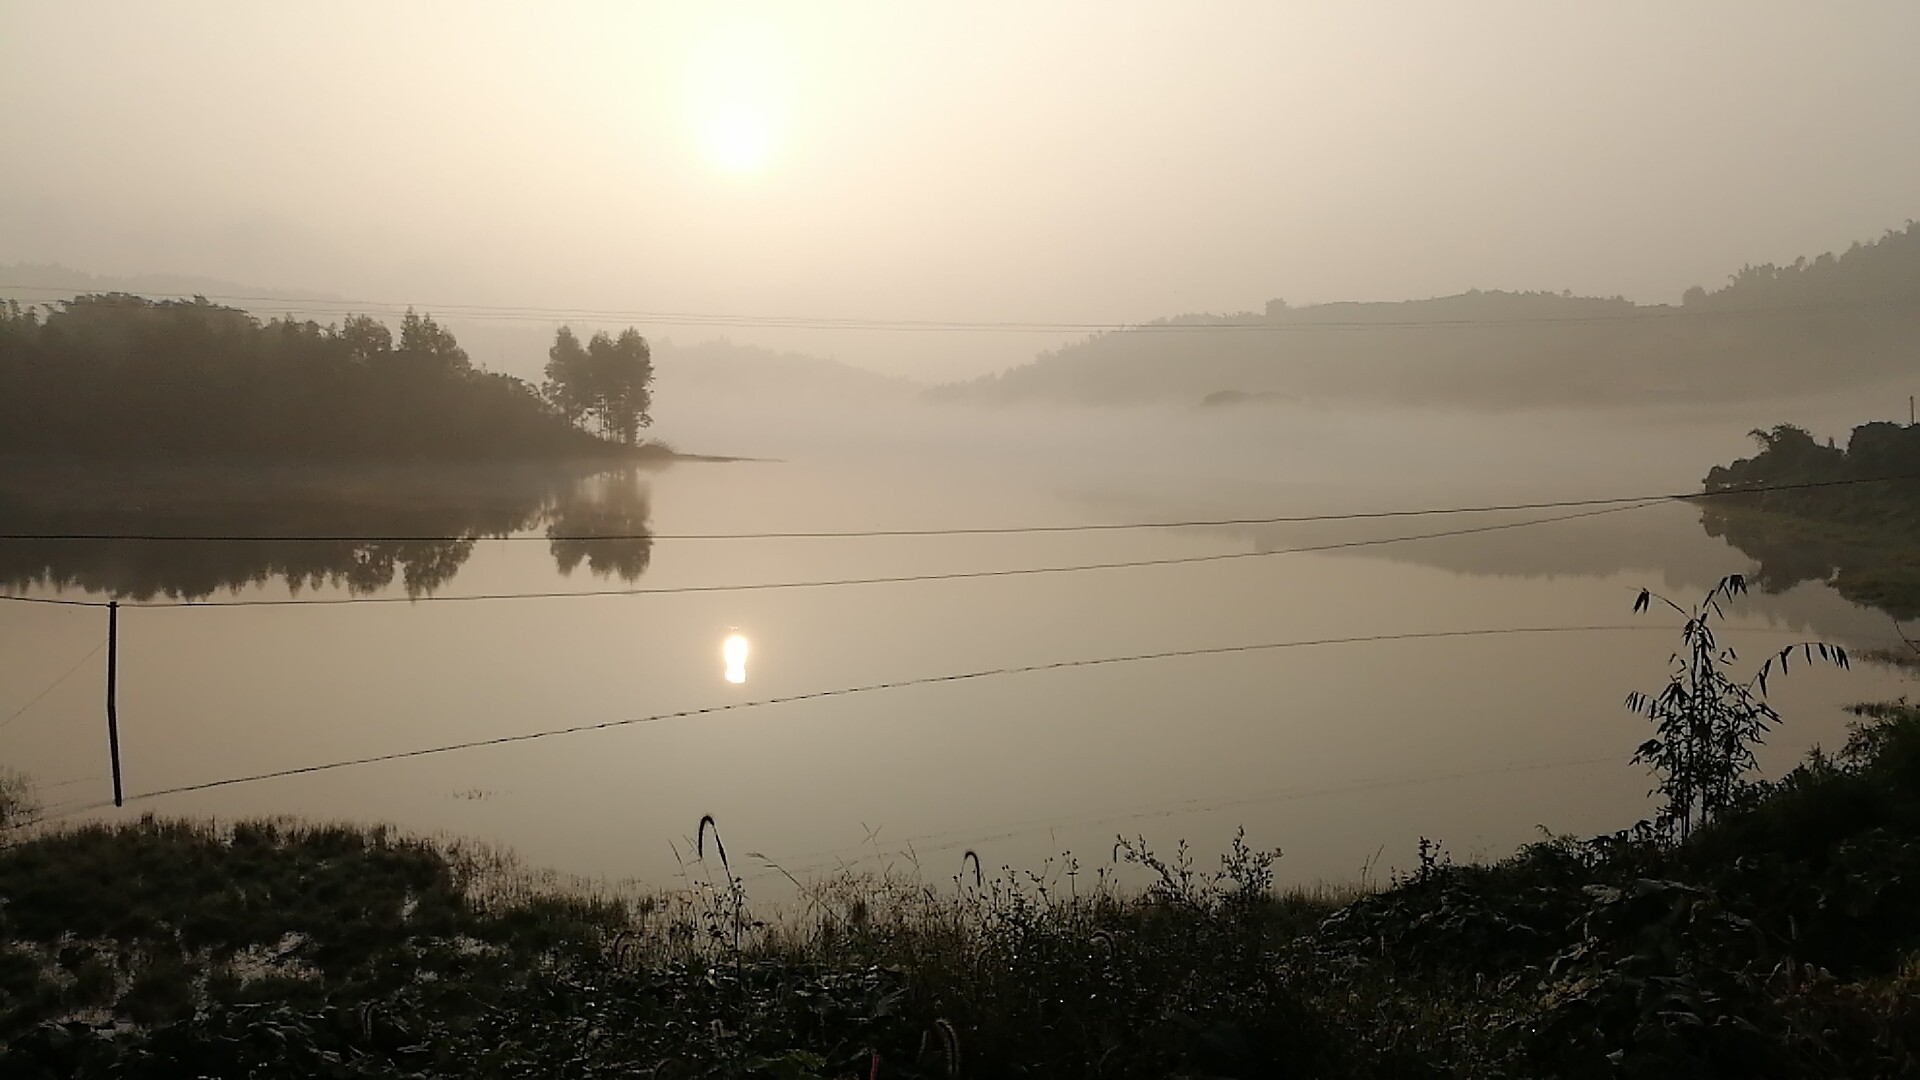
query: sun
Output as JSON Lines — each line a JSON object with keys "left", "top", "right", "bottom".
{"left": 703, "top": 102, "right": 776, "bottom": 174}
{"left": 685, "top": 19, "right": 791, "bottom": 177}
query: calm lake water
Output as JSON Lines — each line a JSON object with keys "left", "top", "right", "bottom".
{"left": 3, "top": 409, "right": 1913, "bottom": 892}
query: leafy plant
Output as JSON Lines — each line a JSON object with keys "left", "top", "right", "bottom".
{"left": 1626, "top": 574, "right": 1849, "bottom": 840}
{"left": 0, "top": 769, "right": 38, "bottom": 840}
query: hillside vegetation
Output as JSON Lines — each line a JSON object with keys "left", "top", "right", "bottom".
{"left": 0, "top": 295, "right": 636, "bottom": 461}
{"left": 940, "top": 223, "right": 1920, "bottom": 408}
{"left": 1704, "top": 421, "right": 1920, "bottom": 527}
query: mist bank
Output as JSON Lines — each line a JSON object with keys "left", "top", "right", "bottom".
{"left": 0, "top": 268, "right": 934, "bottom": 393}
{"left": 936, "top": 223, "right": 1920, "bottom": 409}
{"left": 654, "top": 380, "right": 1904, "bottom": 499}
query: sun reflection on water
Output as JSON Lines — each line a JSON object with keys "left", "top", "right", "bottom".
{"left": 722, "top": 632, "right": 750, "bottom": 684}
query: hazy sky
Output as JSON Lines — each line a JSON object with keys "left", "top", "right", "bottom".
{"left": 3, "top": 1, "right": 1916, "bottom": 378}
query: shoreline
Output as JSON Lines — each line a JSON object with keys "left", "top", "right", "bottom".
{"left": 5, "top": 700, "right": 1918, "bottom": 1073}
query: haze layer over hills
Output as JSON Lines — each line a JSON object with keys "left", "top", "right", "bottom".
{"left": 937, "top": 223, "right": 1920, "bottom": 409}
{"left": 7, "top": 219, "right": 1915, "bottom": 421}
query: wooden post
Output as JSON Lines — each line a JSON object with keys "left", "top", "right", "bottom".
{"left": 106, "top": 601, "right": 122, "bottom": 808}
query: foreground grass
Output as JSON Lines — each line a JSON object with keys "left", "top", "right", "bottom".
{"left": 5, "top": 706, "right": 1920, "bottom": 1077}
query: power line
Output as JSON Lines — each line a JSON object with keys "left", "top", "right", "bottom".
{"left": 74, "top": 622, "right": 1676, "bottom": 810}
{"left": 752, "top": 752, "right": 1625, "bottom": 882}
{"left": 2, "top": 284, "right": 1912, "bottom": 334}
{"left": 33, "top": 775, "right": 105, "bottom": 792}
{"left": 748, "top": 621, "right": 1879, "bottom": 878}
{"left": 0, "top": 473, "right": 1907, "bottom": 546}
{"left": 36, "top": 620, "right": 1878, "bottom": 826}
{"left": 0, "top": 638, "right": 105, "bottom": 731}
{"left": 0, "top": 501, "right": 1657, "bottom": 610}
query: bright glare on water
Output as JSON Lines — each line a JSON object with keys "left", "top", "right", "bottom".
{"left": 723, "top": 632, "right": 750, "bottom": 685}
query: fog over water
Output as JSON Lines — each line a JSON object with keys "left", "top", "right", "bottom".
{"left": 3, "top": 399, "right": 1911, "bottom": 890}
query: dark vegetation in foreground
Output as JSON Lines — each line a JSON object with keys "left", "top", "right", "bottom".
{"left": 3, "top": 703, "right": 1919, "bottom": 1078}
{"left": 0, "top": 294, "right": 661, "bottom": 461}
{"left": 1699, "top": 421, "right": 1920, "bottom": 618}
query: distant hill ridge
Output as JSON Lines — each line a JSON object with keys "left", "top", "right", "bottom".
{"left": 0, "top": 264, "right": 344, "bottom": 307}
{"left": 936, "top": 222, "right": 1920, "bottom": 408}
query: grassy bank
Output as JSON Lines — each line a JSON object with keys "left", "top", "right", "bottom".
{"left": 4, "top": 705, "right": 1920, "bottom": 1077}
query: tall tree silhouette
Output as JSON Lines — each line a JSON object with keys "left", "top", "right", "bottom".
{"left": 543, "top": 325, "right": 653, "bottom": 445}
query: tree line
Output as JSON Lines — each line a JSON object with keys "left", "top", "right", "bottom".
{"left": 1683, "top": 220, "right": 1920, "bottom": 310}
{"left": 1703, "top": 420, "right": 1920, "bottom": 532}
{"left": 1706, "top": 421, "right": 1920, "bottom": 492}
{"left": 0, "top": 294, "right": 655, "bottom": 460}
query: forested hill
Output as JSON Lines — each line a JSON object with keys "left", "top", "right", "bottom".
{"left": 936, "top": 223, "right": 1920, "bottom": 408}
{"left": 0, "top": 294, "right": 630, "bottom": 461}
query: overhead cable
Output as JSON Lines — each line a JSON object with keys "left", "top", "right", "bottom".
{"left": 2, "top": 284, "right": 1911, "bottom": 334}
{"left": 76, "top": 622, "right": 1678, "bottom": 809}
{"left": 1, "top": 501, "right": 1656, "bottom": 609}
{"left": 0, "top": 473, "right": 1905, "bottom": 545}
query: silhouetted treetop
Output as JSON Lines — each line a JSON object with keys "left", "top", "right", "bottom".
{"left": 1704, "top": 420, "right": 1920, "bottom": 496}
{"left": 543, "top": 326, "right": 653, "bottom": 446}
{"left": 1685, "top": 221, "right": 1920, "bottom": 310}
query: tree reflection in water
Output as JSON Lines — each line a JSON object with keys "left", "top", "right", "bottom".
{"left": 0, "top": 461, "right": 654, "bottom": 601}
{"left": 1699, "top": 503, "right": 1920, "bottom": 621}
{"left": 546, "top": 470, "right": 652, "bottom": 582}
